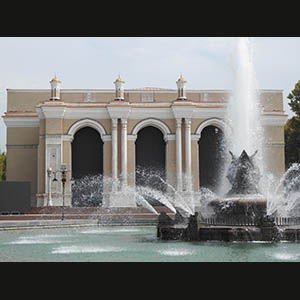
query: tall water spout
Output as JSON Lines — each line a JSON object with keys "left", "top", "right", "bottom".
{"left": 225, "top": 37, "right": 263, "bottom": 163}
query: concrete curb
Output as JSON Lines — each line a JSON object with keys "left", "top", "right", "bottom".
{"left": 0, "top": 218, "right": 158, "bottom": 230}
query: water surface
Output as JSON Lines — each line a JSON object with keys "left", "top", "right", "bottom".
{"left": 1, "top": 226, "right": 300, "bottom": 262}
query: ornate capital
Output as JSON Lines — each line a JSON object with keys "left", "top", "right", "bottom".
{"left": 112, "top": 118, "right": 118, "bottom": 129}
{"left": 176, "top": 118, "right": 182, "bottom": 128}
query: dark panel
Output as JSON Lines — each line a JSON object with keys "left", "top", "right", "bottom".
{"left": 71, "top": 127, "right": 103, "bottom": 179}
{"left": 135, "top": 126, "right": 166, "bottom": 203}
{"left": 199, "top": 126, "right": 225, "bottom": 192}
{"left": 135, "top": 126, "right": 165, "bottom": 170}
{"left": 71, "top": 127, "right": 104, "bottom": 207}
{"left": 0, "top": 182, "right": 31, "bottom": 212}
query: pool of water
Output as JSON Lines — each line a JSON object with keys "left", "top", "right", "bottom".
{"left": 1, "top": 225, "right": 300, "bottom": 262}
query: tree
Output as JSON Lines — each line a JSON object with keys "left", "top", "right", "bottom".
{"left": 288, "top": 80, "right": 300, "bottom": 117}
{"left": 0, "top": 152, "right": 6, "bottom": 181}
{"left": 285, "top": 117, "right": 300, "bottom": 168}
{"left": 285, "top": 80, "right": 300, "bottom": 168}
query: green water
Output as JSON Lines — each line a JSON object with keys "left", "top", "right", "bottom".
{"left": 1, "top": 225, "right": 300, "bottom": 262}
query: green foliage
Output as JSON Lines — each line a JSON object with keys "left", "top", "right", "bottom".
{"left": 288, "top": 80, "right": 300, "bottom": 117}
{"left": 284, "top": 117, "right": 300, "bottom": 168}
{"left": 0, "top": 152, "right": 6, "bottom": 181}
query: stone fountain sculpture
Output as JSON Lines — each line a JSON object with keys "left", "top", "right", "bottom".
{"left": 210, "top": 149, "right": 266, "bottom": 221}
{"left": 226, "top": 150, "right": 261, "bottom": 196}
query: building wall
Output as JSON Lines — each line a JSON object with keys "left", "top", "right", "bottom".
{"left": 262, "top": 125, "right": 285, "bottom": 177}
{"left": 6, "top": 89, "right": 283, "bottom": 110}
{"left": 6, "top": 127, "right": 39, "bottom": 206}
{"left": 6, "top": 147, "right": 38, "bottom": 206}
{"left": 3, "top": 89, "right": 288, "bottom": 207}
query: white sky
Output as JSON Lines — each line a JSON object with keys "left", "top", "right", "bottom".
{"left": 0, "top": 36, "right": 299, "bottom": 152}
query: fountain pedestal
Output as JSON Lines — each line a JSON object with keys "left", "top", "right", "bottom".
{"left": 209, "top": 195, "right": 267, "bottom": 222}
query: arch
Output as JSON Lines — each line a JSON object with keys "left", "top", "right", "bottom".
{"left": 71, "top": 126, "right": 104, "bottom": 207}
{"left": 195, "top": 118, "right": 227, "bottom": 138}
{"left": 198, "top": 125, "right": 225, "bottom": 192}
{"left": 67, "top": 119, "right": 107, "bottom": 140}
{"left": 131, "top": 118, "right": 171, "bottom": 141}
{"left": 135, "top": 126, "right": 167, "bottom": 202}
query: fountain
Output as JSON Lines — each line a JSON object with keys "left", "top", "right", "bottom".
{"left": 157, "top": 37, "right": 300, "bottom": 242}
{"left": 208, "top": 149, "right": 267, "bottom": 222}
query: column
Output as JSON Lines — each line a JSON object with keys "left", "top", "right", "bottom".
{"left": 176, "top": 118, "right": 182, "bottom": 192}
{"left": 121, "top": 118, "right": 128, "bottom": 189}
{"left": 111, "top": 118, "right": 118, "bottom": 192}
{"left": 185, "top": 118, "right": 192, "bottom": 191}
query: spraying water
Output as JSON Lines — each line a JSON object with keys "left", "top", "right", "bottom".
{"left": 71, "top": 172, "right": 183, "bottom": 215}
{"left": 135, "top": 166, "right": 194, "bottom": 216}
{"left": 225, "top": 37, "right": 263, "bottom": 165}
{"left": 267, "top": 163, "right": 300, "bottom": 216}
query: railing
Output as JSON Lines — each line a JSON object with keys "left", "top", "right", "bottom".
{"left": 274, "top": 217, "right": 300, "bottom": 226}
{"left": 201, "top": 217, "right": 259, "bottom": 226}
{"left": 201, "top": 216, "right": 300, "bottom": 227}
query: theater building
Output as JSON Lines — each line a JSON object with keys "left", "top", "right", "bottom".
{"left": 3, "top": 75, "right": 288, "bottom": 207}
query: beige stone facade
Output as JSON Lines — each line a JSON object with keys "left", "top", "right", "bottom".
{"left": 3, "top": 85, "right": 288, "bottom": 207}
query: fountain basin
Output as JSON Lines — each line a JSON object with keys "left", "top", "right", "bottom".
{"left": 157, "top": 212, "right": 300, "bottom": 242}
{"left": 209, "top": 195, "right": 267, "bottom": 222}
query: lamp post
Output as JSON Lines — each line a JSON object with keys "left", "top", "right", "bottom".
{"left": 47, "top": 167, "right": 53, "bottom": 206}
{"left": 60, "top": 164, "right": 67, "bottom": 221}
{"left": 51, "top": 164, "right": 68, "bottom": 221}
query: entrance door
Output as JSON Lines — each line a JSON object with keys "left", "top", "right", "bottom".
{"left": 135, "top": 126, "right": 166, "bottom": 204}
{"left": 198, "top": 126, "right": 225, "bottom": 193}
{"left": 71, "top": 127, "right": 103, "bottom": 206}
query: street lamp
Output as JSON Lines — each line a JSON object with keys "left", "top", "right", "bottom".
{"left": 47, "top": 167, "right": 53, "bottom": 206}
{"left": 51, "top": 164, "right": 68, "bottom": 221}
{"left": 60, "top": 164, "right": 67, "bottom": 221}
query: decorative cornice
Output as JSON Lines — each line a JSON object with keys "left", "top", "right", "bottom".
{"left": 3, "top": 116, "right": 40, "bottom": 128}
{"left": 261, "top": 114, "right": 288, "bottom": 126}
{"left": 39, "top": 105, "right": 66, "bottom": 119}
{"left": 3, "top": 101, "right": 288, "bottom": 129}
{"left": 107, "top": 101, "right": 132, "bottom": 120}
{"left": 171, "top": 101, "right": 196, "bottom": 119}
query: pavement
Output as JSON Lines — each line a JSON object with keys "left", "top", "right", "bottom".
{"left": 0, "top": 206, "right": 173, "bottom": 230}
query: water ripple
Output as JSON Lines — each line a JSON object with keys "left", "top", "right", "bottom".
{"left": 52, "top": 245, "right": 124, "bottom": 254}
{"left": 157, "top": 248, "right": 194, "bottom": 256}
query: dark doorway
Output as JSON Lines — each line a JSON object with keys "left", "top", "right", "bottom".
{"left": 198, "top": 126, "right": 225, "bottom": 193}
{"left": 135, "top": 126, "right": 166, "bottom": 204}
{"left": 71, "top": 127, "right": 103, "bottom": 207}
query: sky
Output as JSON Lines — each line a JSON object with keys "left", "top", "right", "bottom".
{"left": 0, "top": 36, "right": 299, "bottom": 152}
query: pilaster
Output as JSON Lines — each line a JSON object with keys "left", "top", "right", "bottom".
{"left": 36, "top": 100, "right": 66, "bottom": 206}
{"left": 111, "top": 118, "right": 118, "bottom": 192}
{"left": 175, "top": 118, "right": 183, "bottom": 192}
{"left": 121, "top": 118, "right": 128, "bottom": 189}
{"left": 185, "top": 118, "right": 192, "bottom": 191}
{"left": 171, "top": 101, "right": 195, "bottom": 192}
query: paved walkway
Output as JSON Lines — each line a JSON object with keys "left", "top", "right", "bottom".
{"left": 0, "top": 206, "right": 173, "bottom": 230}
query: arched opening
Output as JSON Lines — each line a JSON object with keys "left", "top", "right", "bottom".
{"left": 71, "top": 127, "right": 104, "bottom": 207}
{"left": 135, "top": 126, "right": 166, "bottom": 205}
{"left": 198, "top": 125, "right": 225, "bottom": 193}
